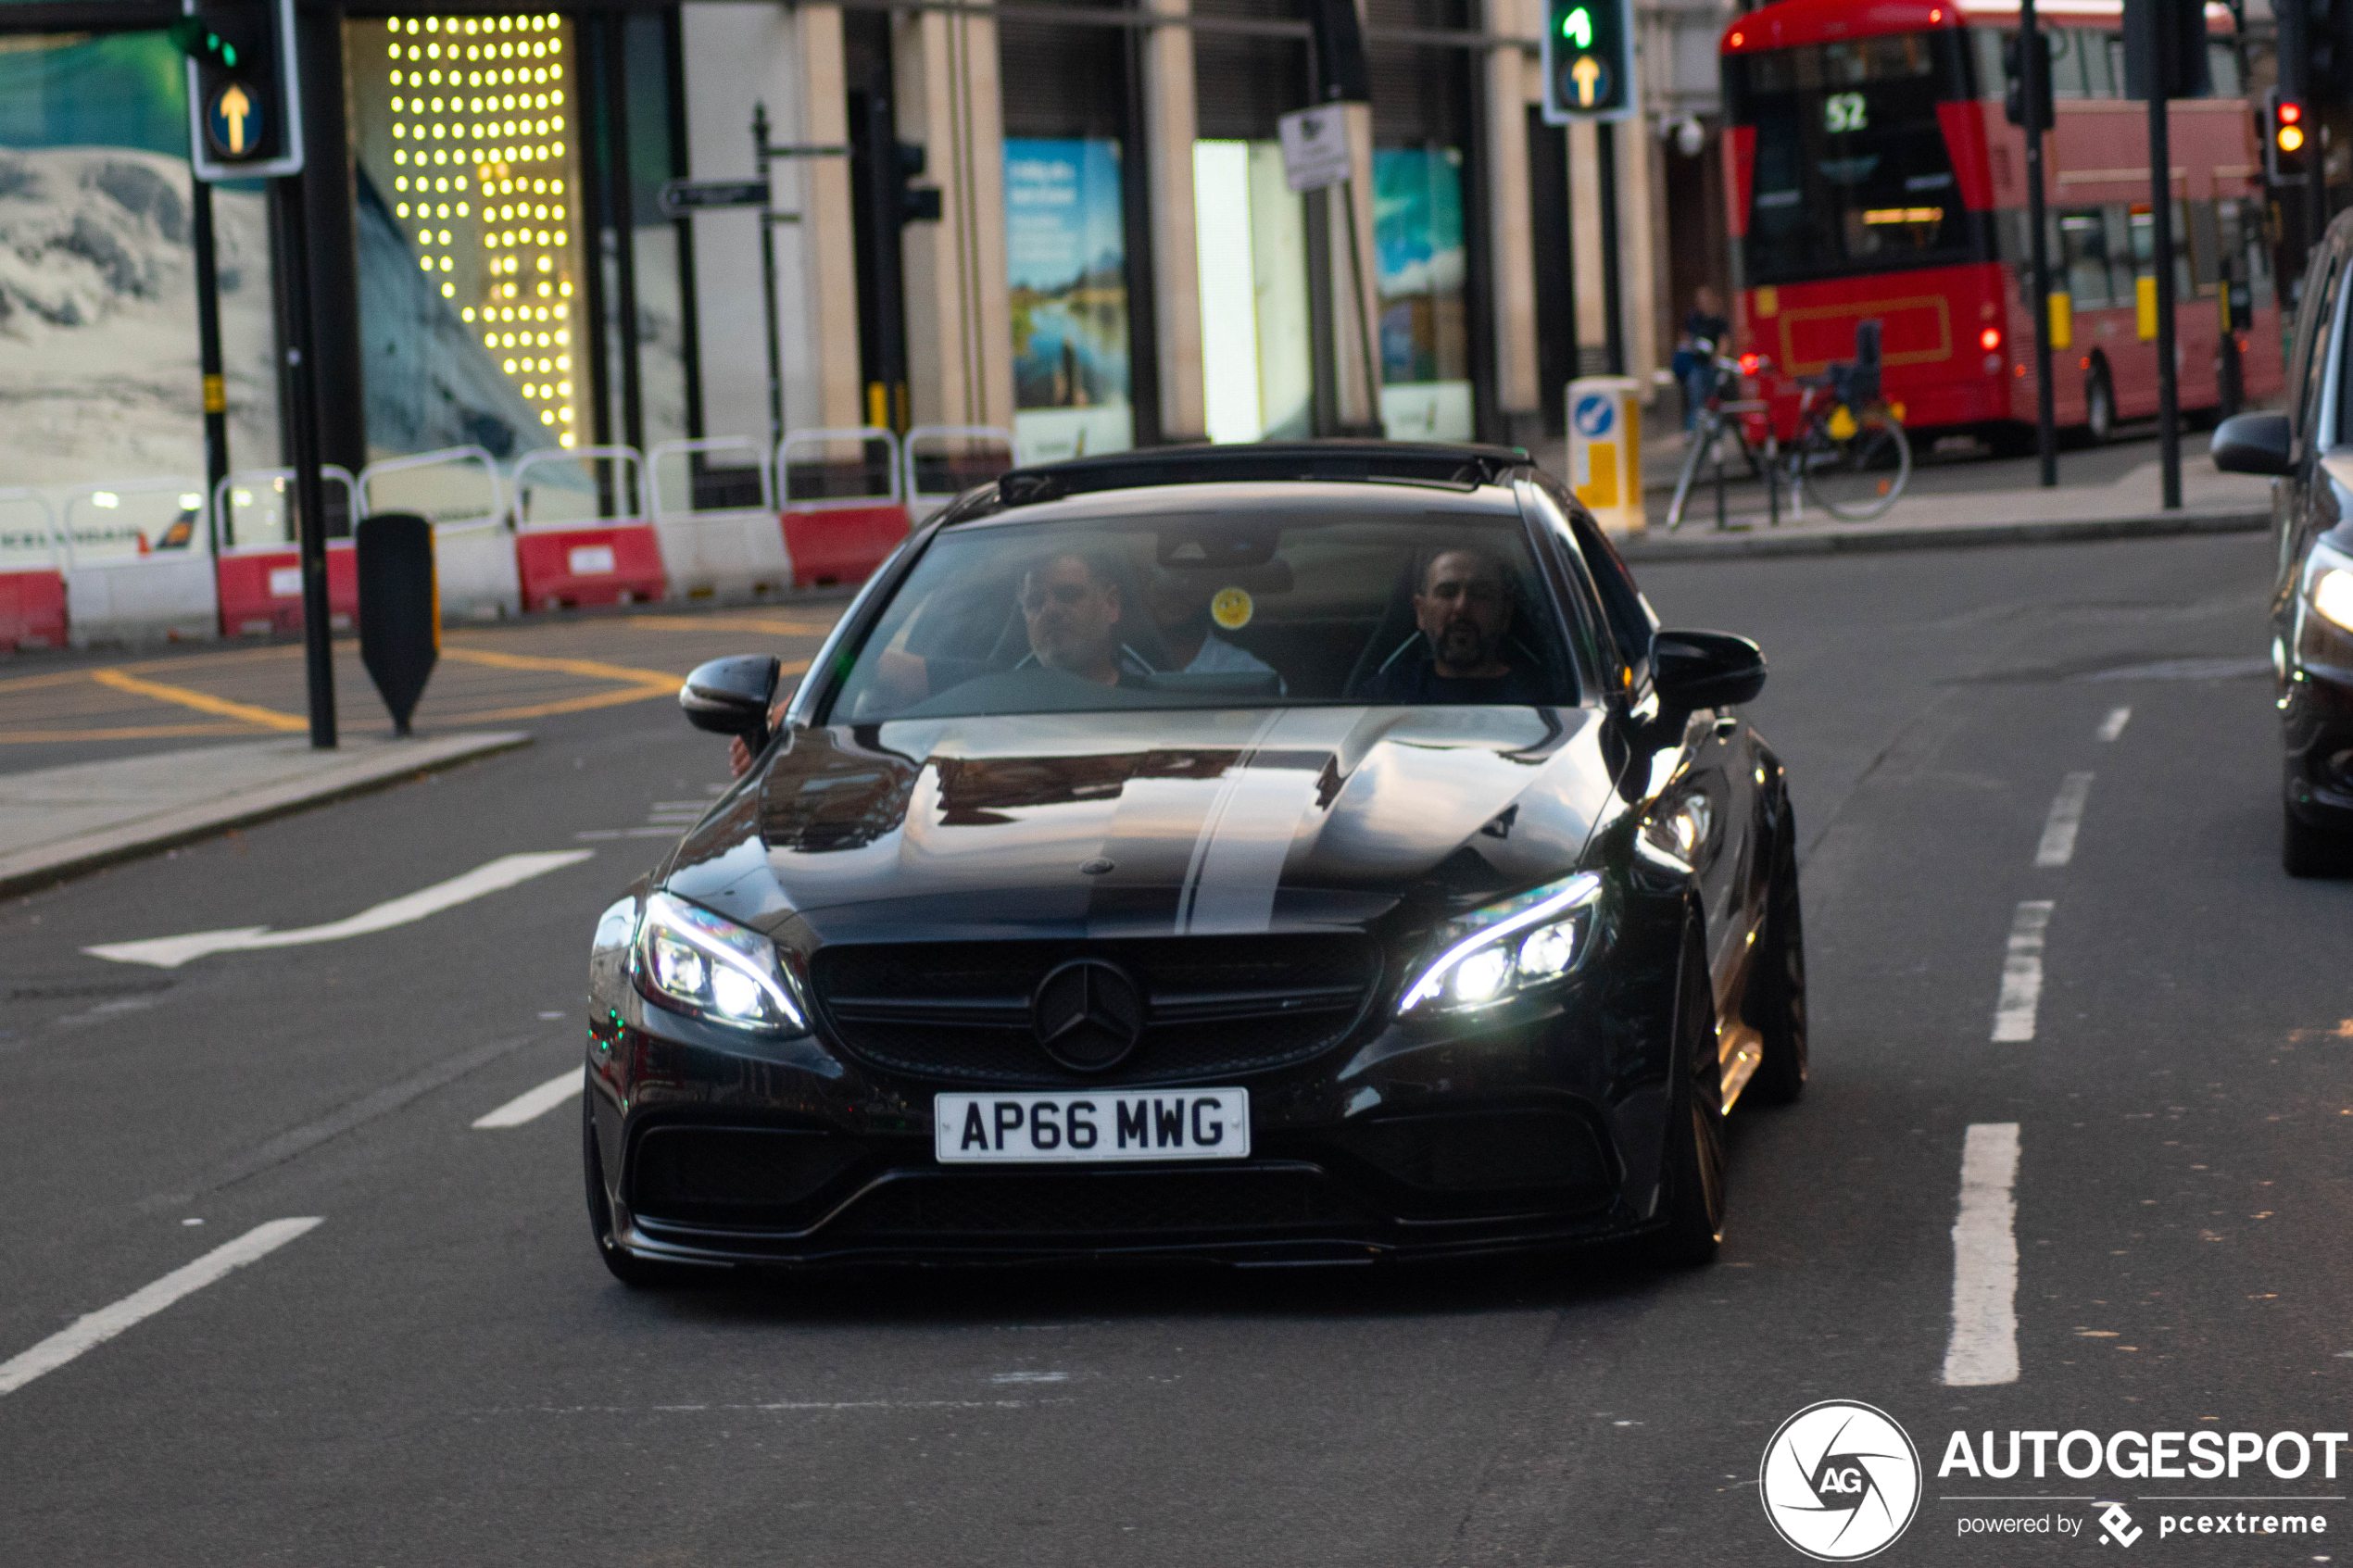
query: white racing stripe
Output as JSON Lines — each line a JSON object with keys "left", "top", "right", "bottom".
{"left": 0, "top": 1218, "right": 321, "bottom": 1398}
{"left": 1992, "top": 900, "right": 2054, "bottom": 1042}
{"left": 1176, "top": 710, "right": 1355, "bottom": 936}
{"left": 472, "top": 1068, "right": 585, "bottom": 1129}
{"left": 1943, "top": 1123, "right": 2021, "bottom": 1386}
{"left": 2033, "top": 772, "right": 2095, "bottom": 868}
{"left": 2096, "top": 706, "right": 2132, "bottom": 742}
{"left": 85, "top": 851, "right": 596, "bottom": 969}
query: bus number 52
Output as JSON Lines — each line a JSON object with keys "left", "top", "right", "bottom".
{"left": 1825, "top": 92, "right": 1867, "bottom": 132}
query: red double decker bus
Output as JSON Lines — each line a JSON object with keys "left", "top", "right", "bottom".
{"left": 1719, "top": 0, "right": 2282, "bottom": 447}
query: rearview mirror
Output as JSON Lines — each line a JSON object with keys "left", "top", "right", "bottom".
{"left": 1652, "top": 630, "right": 1766, "bottom": 712}
{"left": 680, "top": 655, "right": 781, "bottom": 751}
{"left": 2210, "top": 412, "right": 2292, "bottom": 476}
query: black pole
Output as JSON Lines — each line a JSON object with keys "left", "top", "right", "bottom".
{"left": 2147, "top": 88, "right": 2181, "bottom": 510}
{"left": 2021, "top": 1, "right": 2057, "bottom": 487}
{"left": 1596, "top": 120, "right": 1625, "bottom": 376}
{"left": 754, "top": 101, "right": 786, "bottom": 456}
{"left": 190, "top": 178, "right": 230, "bottom": 548}
{"left": 273, "top": 174, "right": 336, "bottom": 748}
{"left": 607, "top": 15, "right": 645, "bottom": 453}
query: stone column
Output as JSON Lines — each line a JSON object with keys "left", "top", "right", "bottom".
{"left": 1483, "top": 0, "right": 1541, "bottom": 444}
{"left": 1142, "top": 0, "right": 1205, "bottom": 440}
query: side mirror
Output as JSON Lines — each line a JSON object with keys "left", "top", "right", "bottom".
{"left": 680, "top": 655, "right": 782, "bottom": 751}
{"left": 2211, "top": 412, "right": 2293, "bottom": 476}
{"left": 1652, "top": 629, "right": 1766, "bottom": 712}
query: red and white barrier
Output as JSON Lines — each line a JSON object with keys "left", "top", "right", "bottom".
{"left": 357, "top": 446, "right": 519, "bottom": 621}
{"left": 512, "top": 446, "right": 666, "bottom": 611}
{"left": 0, "top": 488, "right": 68, "bottom": 651}
{"left": 903, "top": 424, "right": 1015, "bottom": 526}
{"left": 648, "top": 437, "right": 794, "bottom": 603}
{"left": 777, "top": 427, "right": 910, "bottom": 589}
{"left": 58, "top": 477, "right": 220, "bottom": 646}
{"left": 212, "top": 468, "right": 359, "bottom": 637}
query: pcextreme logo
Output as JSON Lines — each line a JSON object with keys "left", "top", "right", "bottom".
{"left": 1760, "top": 1400, "right": 1925, "bottom": 1562}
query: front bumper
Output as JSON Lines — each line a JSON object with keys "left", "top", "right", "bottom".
{"left": 585, "top": 924, "right": 1683, "bottom": 1269}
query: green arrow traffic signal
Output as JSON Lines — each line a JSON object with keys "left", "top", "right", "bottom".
{"left": 168, "top": 16, "right": 238, "bottom": 68}
{"left": 1562, "top": 6, "right": 1592, "bottom": 45}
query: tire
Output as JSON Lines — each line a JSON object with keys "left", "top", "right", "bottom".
{"left": 1647, "top": 924, "right": 1727, "bottom": 1266}
{"left": 2083, "top": 364, "right": 2117, "bottom": 445}
{"left": 1797, "top": 411, "right": 1911, "bottom": 521}
{"left": 2283, "top": 804, "right": 2353, "bottom": 878}
{"left": 1745, "top": 812, "right": 1809, "bottom": 1105}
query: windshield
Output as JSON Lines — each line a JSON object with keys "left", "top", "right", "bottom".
{"left": 1726, "top": 30, "right": 1987, "bottom": 287}
{"left": 822, "top": 504, "right": 1580, "bottom": 721}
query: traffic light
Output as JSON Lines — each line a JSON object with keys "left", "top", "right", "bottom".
{"left": 1542, "top": 0, "right": 1635, "bottom": 121}
{"left": 171, "top": 0, "right": 302, "bottom": 180}
{"left": 892, "top": 143, "right": 943, "bottom": 225}
{"left": 2267, "top": 90, "right": 2310, "bottom": 184}
{"left": 2002, "top": 30, "right": 2055, "bottom": 132}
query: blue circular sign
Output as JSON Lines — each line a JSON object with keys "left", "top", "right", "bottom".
{"left": 205, "top": 82, "right": 265, "bottom": 161}
{"left": 1572, "top": 393, "right": 1614, "bottom": 438}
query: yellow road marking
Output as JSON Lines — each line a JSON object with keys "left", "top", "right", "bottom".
{"left": 88, "top": 669, "right": 307, "bottom": 732}
{"left": 0, "top": 723, "right": 268, "bottom": 744}
{"left": 0, "top": 668, "right": 115, "bottom": 696}
{"left": 437, "top": 646, "right": 687, "bottom": 686}
{"left": 446, "top": 658, "right": 809, "bottom": 722}
{"left": 623, "top": 613, "right": 838, "bottom": 637}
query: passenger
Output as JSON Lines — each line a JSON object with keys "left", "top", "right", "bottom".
{"left": 1145, "top": 568, "right": 1280, "bottom": 684}
{"left": 1361, "top": 547, "right": 1550, "bottom": 705}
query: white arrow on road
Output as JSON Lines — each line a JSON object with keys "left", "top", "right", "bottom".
{"left": 84, "top": 851, "right": 596, "bottom": 969}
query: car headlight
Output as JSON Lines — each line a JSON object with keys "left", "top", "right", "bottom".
{"left": 634, "top": 891, "right": 807, "bottom": 1034}
{"left": 1398, "top": 872, "right": 1604, "bottom": 1015}
{"left": 2313, "top": 567, "right": 2353, "bottom": 634}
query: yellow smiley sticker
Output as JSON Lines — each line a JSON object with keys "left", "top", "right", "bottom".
{"left": 1210, "top": 586, "right": 1253, "bottom": 630}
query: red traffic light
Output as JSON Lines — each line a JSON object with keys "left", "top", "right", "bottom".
{"left": 1737, "top": 352, "right": 1762, "bottom": 376}
{"left": 2279, "top": 100, "right": 2304, "bottom": 124}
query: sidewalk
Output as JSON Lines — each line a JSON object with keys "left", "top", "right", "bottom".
{"left": 0, "top": 731, "right": 528, "bottom": 897}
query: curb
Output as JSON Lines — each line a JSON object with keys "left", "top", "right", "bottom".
{"left": 0, "top": 731, "right": 532, "bottom": 899}
{"left": 1616, "top": 508, "right": 2269, "bottom": 562}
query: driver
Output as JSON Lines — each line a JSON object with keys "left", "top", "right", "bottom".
{"left": 1361, "top": 546, "right": 1550, "bottom": 706}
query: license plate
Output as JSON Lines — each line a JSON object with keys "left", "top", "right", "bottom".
{"left": 934, "top": 1089, "right": 1250, "bottom": 1164}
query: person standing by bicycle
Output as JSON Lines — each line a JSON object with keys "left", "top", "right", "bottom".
{"left": 1671, "top": 285, "right": 1730, "bottom": 432}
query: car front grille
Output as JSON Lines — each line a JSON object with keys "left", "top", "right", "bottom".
{"left": 628, "top": 1125, "right": 868, "bottom": 1224}
{"left": 810, "top": 934, "right": 1381, "bottom": 1085}
{"left": 827, "top": 1165, "right": 1371, "bottom": 1237}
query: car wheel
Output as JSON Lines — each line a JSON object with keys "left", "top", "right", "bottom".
{"left": 2083, "top": 364, "right": 2116, "bottom": 445}
{"left": 2283, "top": 804, "right": 2353, "bottom": 878}
{"left": 1647, "top": 924, "right": 1726, "bottom": 1266}
{"left": 1744, "top": 813, "right": 1808, "bottom": 1105}
{"left": 583, "top": 1090, "right": 687, "bottom": 1288}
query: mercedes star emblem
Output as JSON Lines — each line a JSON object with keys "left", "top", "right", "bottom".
{"left": 1030, "top": 958, "right": 1146, "bottom": 1072}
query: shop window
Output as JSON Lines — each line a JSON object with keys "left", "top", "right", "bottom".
{"left": 1374, "top": 145, "right": 1471, "bottom": 441}
{"left": 1192, "top": 140, "right": 1312, "bottom": 444}
{"left": 346, "top": 11, "right": 586, "bottom": 460}
{"left": 1006, "top": 139, "right": 1134, "bottom": 463}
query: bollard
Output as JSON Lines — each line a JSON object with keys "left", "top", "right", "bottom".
{"left": 357, "top": 513, "right": 439, "bottom": 735}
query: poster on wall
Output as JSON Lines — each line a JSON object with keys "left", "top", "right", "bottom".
{"left": 1373, "top": 146, "right": 1472, "bottom": 442}
{"left": 1004, "top": 139, "right": 1132, "bottom": 465}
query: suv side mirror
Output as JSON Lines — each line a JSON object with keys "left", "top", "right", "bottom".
{"left": 1653, "top": 629, "right": 1766, "bottom": 711}
{"left": 680, "top": 655, "right": 781, "bottom": 750}
{"left": 2211, "top": 412, "right": 2292, "bottom": 476}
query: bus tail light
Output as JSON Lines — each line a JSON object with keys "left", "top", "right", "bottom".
{"left": 1979, "top": 327, "right": 2003, "bottom": 352}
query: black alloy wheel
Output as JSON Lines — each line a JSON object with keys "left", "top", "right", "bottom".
{"left": 2283, "top": 804, "right": 2353, "bottom": 879}
{"left": 2083, "top": 363, "right": 2117, "bottom": 445}
{"left": 1744, "top": 809, "right": 1809, "bottom": 1105}
{"left": 1647, "top": 922, "right": 1727, "bottom": 1266}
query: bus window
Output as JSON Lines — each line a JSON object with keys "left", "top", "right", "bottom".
{"left": 1728, "top": 30, "right": 1979, "bottom": 285}
{"left": 2103, "top": 207, "right": 2137, "bottom": 302}
{"left": 2218, "top": 199, "right": 2273, "bottom": 312}
{"left": 2207, "top": 40, "right": 2241, "bottom": 98}
{"left": 2058, "top": 211, "right": 2115, "bottom": 308}
{"left": 2188, "top": 201, "right": 2221, "bottom": 295}
{"left": 2128, "top": 205, "right": 2196, "bottom": 302}
{"left": 2076, "top": 30, "right": 2118, "bottom": 96}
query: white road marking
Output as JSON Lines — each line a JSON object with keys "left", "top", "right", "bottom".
{"left": 0, "top": 1218, "right": 321, "bottom": 1398}
{"left": 473, "top": 1067, "right": 585, "bottom": 1129}
{"left": 1992, "top": 901, "right": 2054, "bottom": 1042}
{"left": 2033, "top": 772, "right": 2095, "bottom": 867}
{"left": 2096, "top": 706, "right": 2132, "bottom": 742}
{"left": 1943, "top": 1123, "right": 2021, "bottom": 1386}
{"left": 83, "top": 852, "right": 595, "bottom": 969}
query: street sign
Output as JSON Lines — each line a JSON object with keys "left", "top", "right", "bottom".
{"left": 178, "top": 0, "right": 302, "bottom": 180}
{"left": 1277, "top": 106, "right": 1352, "bottom": 194}
{"left": 658, "top": 178, "right": 769, "bottom": 217}
{"left": 1541, "top": 0, "right": 1636, "bottom": 121}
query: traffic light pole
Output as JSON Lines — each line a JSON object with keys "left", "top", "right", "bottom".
{"left": 272, "top": 171, "right": 335, "bottom": 748}
{"left": 2020, "top": 0, "right": 2057, "bottom": 488}
{"left": 2146, "top": 89, "right": 2181, "bottom": 510}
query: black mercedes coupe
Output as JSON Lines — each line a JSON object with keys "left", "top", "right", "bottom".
{"left": 581, "top": 443, "right": 1806, "bottom": 1281}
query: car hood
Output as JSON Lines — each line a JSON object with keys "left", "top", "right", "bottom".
{"left": 659, "top": 706, "right": 1620, "bottom": 943}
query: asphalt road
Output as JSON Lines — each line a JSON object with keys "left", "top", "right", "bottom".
{"left": 3, "top": 533, "right": 2343, "bottom": 1566}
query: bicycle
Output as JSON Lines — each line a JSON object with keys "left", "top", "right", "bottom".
{"left": 1666, "top": 322, "right": 1913, "bottom": 530}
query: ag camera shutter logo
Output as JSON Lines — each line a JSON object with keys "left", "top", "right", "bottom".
{"left": 1760, "top": 1400, "right": 1922, "bottom": 1561}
